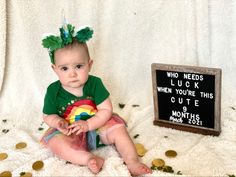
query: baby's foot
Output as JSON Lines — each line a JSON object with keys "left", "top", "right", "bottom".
{"left": 127, "top": 162, "right": 152, "bottom": 176}
{"left": 87, "top": 156, "right": 104, "bottom": 174}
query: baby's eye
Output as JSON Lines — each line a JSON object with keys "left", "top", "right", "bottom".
{"left": 61, "top": 66, "right": 68, "bottom": 71}
{"left": 76, "top": 65, "right": 83, "bottom": 69}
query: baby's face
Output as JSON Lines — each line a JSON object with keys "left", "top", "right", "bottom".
{"left": 52, "top": 45, "right": 93, "bottom": 90}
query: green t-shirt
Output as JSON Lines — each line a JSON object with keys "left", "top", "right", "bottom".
{"left": 43, "top": 75, "right": 110, "bottom": 116}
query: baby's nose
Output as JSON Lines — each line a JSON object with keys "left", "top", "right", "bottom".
{"left": 69, "top": 70, "right": 77, "bottom": 77}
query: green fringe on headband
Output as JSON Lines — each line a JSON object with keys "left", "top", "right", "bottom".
{"left": 42, "top": 24, "right": 93, "bottom": 64}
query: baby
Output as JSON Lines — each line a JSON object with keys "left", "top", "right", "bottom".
{"left": 41, "top": 23, "right": 152, "bottom": 176}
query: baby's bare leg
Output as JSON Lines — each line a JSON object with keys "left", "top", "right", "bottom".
{"left": 100, "top": 126, "right": 152, "bottom": 176}
{"left": 47, "top": 135, "right": 104, "bottom": 174}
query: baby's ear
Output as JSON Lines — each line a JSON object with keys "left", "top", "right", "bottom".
{"left": 89, "top": 59, "right": 93, "bottom": 71}
{"left": 51, "top": 64, "right": 55, "bottom": 69}
{"left": 51, "top": 64, "right": 59, "bottom": 76}
{"left": 51, "top": 64, "right": 56, "bottom": 72}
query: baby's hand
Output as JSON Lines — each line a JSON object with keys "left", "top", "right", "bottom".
{"left": 57, "top": 119, "right": 70, "bottom": 135}
{"left": 68, "top": 120, "right": 89, "bottom": 135}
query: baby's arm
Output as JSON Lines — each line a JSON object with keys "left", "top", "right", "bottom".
{"left": 87, "top": 97, "right": 113, "bottom": 131}
{"left": 68, "top": 97, "right": 112, "bottom": 134}
{"left": 43, "top": 114, "right": 70, "bottom": 135}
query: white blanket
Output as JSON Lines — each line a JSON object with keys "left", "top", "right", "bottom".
{"left": 0, "top": 0, "right": 236, "bottom": 176}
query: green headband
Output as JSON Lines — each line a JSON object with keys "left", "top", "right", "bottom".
{"left": 42, "top": 23, "right": 93, "bottom": 64}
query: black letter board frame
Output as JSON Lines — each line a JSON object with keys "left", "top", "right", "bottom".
{"left": 151, "top": 63, "right": 222, "bottom": 136}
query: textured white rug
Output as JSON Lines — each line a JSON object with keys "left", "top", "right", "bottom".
{"left": 1, "top": 100, "right": 236, "bottom": 176}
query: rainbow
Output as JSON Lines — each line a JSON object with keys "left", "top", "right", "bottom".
{"left": 62, "top": 99, "right": 97, "bottom": 124}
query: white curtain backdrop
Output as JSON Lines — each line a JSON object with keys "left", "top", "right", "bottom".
{"left": 1, "top": 0, "right": 236, "bottom": 114}
{"left": 0, "top": 0, "right": 6, "bottom": 92}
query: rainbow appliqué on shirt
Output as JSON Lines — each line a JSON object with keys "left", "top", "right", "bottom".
{"left": 62, "top": 99, "right": 97, "bottom": 124}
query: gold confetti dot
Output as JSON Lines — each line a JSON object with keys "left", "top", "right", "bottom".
{"left": 32, "top": 160, "right": 44, "bottom": 171}
{"left": 15, "top": 142, "right": 27, "bottom": 149}
{"left": 152, "top": 158, "right": 165, "bottom": 167}
{"left": 0, "top": 171, "right": 12, "bottom": 177}
{"left": 165, "top": 150, "right": 177, "bottom": 157}
{"left": 134, "top": 143, "right": 147, "bottom": 157}
{"left": 0, "top": 153, "right": 8, "bottom": 161}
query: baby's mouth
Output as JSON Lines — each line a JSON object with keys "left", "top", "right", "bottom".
{"left": 71, "top": 80, "right": 79, "bottom": 83}
{"left": 71, "top": 79, "right": 79, "bottom": 82}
